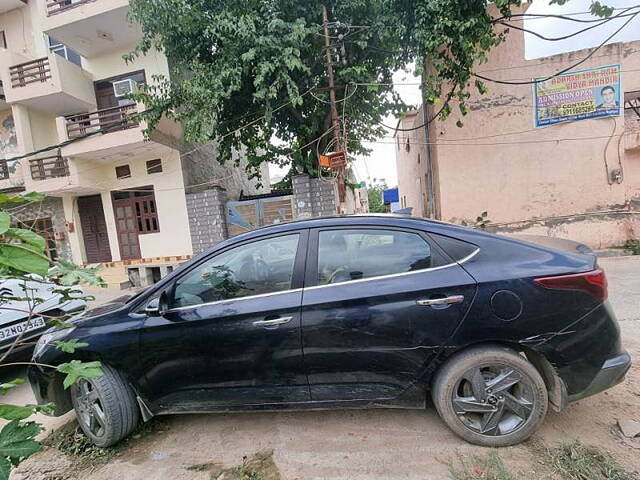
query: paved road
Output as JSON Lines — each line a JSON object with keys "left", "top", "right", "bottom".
{"left": 5, "top": 257, "right": 640, "bottom": 479}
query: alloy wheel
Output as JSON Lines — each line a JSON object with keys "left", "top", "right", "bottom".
{"left": 452, "top": 364, "right": 535, "bottom": 436}
{"left": 72, "top": 379, "right": 107, "bottom": 438}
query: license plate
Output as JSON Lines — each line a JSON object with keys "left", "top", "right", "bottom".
{"left": 0, "top": 317, "right": 46, "bottom": 341}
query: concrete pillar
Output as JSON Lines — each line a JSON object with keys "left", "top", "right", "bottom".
{"left": 292, "top": 175, "right": 313, "bottom": 219}
{"left": 62, "top": 195, "right": 85, "bottom": 265}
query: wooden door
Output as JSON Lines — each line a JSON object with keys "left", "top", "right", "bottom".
{"left": 78, "top": 195, "right": 112, "bottom": 263}
{"left": 112, "top": 192, "right": 141, "bottom": 260}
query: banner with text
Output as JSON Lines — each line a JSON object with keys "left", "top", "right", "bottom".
{"left": 534, "top": 64, "right": 621, "bottom": 128}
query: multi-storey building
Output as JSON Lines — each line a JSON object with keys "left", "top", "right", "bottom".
{"left": 0, "top": 0, "right": 267, "bottom": 284}
{"left": 395, "top": 5, "right": 640, "bottom": 249}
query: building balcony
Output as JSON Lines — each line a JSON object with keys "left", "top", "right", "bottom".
{"left": 56, "top": 103, "right": 182, "bottom": 162}
{"left": 0, "top": 159, "right": 25, "bottom": 193}
{"left": 21, "top": 152, "right": 96, "bottom": 195}
{"left": 2, "top": 53, "right": 96, "bottom": 116}
{"left": 42, "top": 0, "right": 141, "bottom": 57}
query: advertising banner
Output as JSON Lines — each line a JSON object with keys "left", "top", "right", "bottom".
{"left": 534, "top": 64, "right": 621, "bottom": 127}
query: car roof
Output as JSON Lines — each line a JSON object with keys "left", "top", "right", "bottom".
{"left": 226, "top": 214, "right": 463, "bottom": 243}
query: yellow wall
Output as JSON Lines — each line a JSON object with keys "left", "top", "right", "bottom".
{"left": 67, "top": 148, "right": 192, "bottom": 263}
{"left": 27, "top": 108, "right": 58, "bottom": 150}
{"left": 82, "top": 44, "right": 170, "bottom": 85}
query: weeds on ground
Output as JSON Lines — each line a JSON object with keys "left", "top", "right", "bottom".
{"left": 623, "top": 239, "right": 640, "bottom": 255}
{"left": 534, "top": 441, "right": 638, "bottom": 480}
{"left": 186, "top": 451, "right": 277, "bottom": 480}
{"left": 44, "top": 422, "right": 116, "bottom": 464}
{"left": 448, "top": 450, "right": 516, "bottom": 480}
{"left": 43, "top": 417, "right": 167, "bottom": 471}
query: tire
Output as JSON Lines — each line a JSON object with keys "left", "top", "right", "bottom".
{"left": 70, "top": 364, "right": 140, "bottom": 447}
{"left": 432, "top": 345, "right": 548, "bottom": 447}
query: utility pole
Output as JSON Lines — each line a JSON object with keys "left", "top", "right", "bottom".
{"left": 422, "top": 66, "right": 436, "bottom": 219}
{"left": 322, "top": 5, "right": 346, "bottom": 206}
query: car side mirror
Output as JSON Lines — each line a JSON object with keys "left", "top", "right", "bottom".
{"left": 144, "top": 291, "right": 169, "bottom": 317}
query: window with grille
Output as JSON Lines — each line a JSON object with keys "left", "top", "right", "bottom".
{"left": 146, "top": 159, "right": 162, "bottom": 174}
{"left": 134, "top": 190, "right": 159, "bottom": 233}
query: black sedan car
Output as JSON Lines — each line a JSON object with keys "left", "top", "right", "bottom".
{"left": 29, "top": 215, "right": 630, "bottom": 448}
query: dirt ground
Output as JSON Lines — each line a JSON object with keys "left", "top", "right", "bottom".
{"left": 8, "top": 256, "right": 640, "bottom": 480}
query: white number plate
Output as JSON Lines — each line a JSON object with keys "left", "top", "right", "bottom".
{"left": 0, "top": 317, "right": 46, "bottom": 341}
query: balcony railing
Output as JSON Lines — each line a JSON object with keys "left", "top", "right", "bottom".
{"left": 9, "top": 58, "right": 51, "bottom": 88}
{"left": 0, "top": 161, "right": 8, "bottom": 181}
{"left": 65, "top": 104, "right": 139, "bottom": 138}
{"left": 46, "top": 0, "right": 96, "bottom": 16}
{"left": 30, "top": 155, "right": 70, "bottom": 181}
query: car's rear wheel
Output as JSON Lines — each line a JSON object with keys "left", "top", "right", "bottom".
{"left": 70, "top": 365, "right": 140, "bottom": 447}
{"left": 432, "top": 345, "right": 548, "bottom": 447}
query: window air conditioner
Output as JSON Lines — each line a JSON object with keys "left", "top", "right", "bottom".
{"left": 113, "top": 79, "right": 136, "bottom": 98}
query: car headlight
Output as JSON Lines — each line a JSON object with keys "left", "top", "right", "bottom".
{"left": 33, "top": 327, "right": 75, "bottom": 359}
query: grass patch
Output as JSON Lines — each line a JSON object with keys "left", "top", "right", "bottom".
{"left": 534, "top": 441, "right": 638, "bottom": 480}
{"left": 449, "top": 450, "right": 516, "bottom": 480}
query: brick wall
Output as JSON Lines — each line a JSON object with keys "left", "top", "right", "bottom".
{"left": 185, "top": 187, "right": 229, "bottom": 254}
{"left": 292, "top": 175, "right": 337, "bottom": 219}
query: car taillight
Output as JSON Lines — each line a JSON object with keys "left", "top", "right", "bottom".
{"left": 533, "top": 268, "right": 608, "bottom": 302}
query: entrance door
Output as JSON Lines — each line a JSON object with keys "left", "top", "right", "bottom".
{"left": 78, "top": 195, "right": 112, "bottom": 263}
{"left": 112, "top": 192, "right": 141, "bottom": 260}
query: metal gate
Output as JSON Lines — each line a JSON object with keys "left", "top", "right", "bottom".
{"left": 226, "top": 195, "right": 295, "bottom": 237}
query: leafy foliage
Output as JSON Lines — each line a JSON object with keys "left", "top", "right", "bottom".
{"left": 57, "top": 361, "right": 103, "bottom": 390}
{"left": 127, "top": 0, "right": 617, "bottom": 180}
{"left": 0, "top": 195, "right": 105, "bottom": 477}
{"left": 0, "top": 420, "right": 42, "bottom": 480}
{"left": 127, "top": 0, "right": 414, "bottom": 180}
{"left": 366, "top": 178, "right": 388, "bottom": 213}
{"left": 461, "top": 211, "right": 491, "bottom": 230}
{"left": 49, "top": 260, "right": 106, "bottom": 288}
{"left": 623, "top": 239, "right": 640, "bottom": 255}
{"left": 54, "top": 339, "right": 89, "bottom": 354}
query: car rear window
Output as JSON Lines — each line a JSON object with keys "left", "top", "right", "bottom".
{"left": 428, "top": 233, "right": 478, "bottom": 262}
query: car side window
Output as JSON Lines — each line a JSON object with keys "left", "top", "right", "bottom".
{"left": 317, "top": 229, "right": 444, "bottom": 285}
{"left": 170, "top": 234, "right": 300, "bottom": 308}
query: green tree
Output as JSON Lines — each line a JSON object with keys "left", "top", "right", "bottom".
{"left": 0, "top": 193, "right": 104, "bottom": 479}
{"left": 367, "top": 178, "right": 388, "bottom": 213}
{"left": 127, "top": 0, "right": 614, "bottom": 182}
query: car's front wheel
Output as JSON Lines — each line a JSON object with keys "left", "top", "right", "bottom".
{"left": 70, "top": 365, "right": 140, "bottom": 447}
{"left": 432, "top": 345, "right": 548, "bottom": 447}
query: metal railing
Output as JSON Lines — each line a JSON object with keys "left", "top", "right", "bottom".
{"left": 9, "top": 58, "right": 51, "bottom": 88}
{"left": 30, "top": 155, "right": 70, "bottom": 181}
{"left": 65, "top": 103, "right": 139, "bottom": 138}
{"left": 46, "top": 0, "right": 96, "bottom": 16}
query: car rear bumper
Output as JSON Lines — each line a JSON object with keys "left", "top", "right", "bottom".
{"left": 567, "top": 351, "right": 631, "bottom": 403}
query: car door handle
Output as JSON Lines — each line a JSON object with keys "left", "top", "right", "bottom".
{"left": 253, "top": 316, "right": 293, "bottom": 327}
{"left": 417, "top": 295, "right": 465, "bottom": 306}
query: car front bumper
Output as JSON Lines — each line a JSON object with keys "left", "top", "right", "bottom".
{"left": 567, "top": 351, "right": 631, "bottom": 403}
